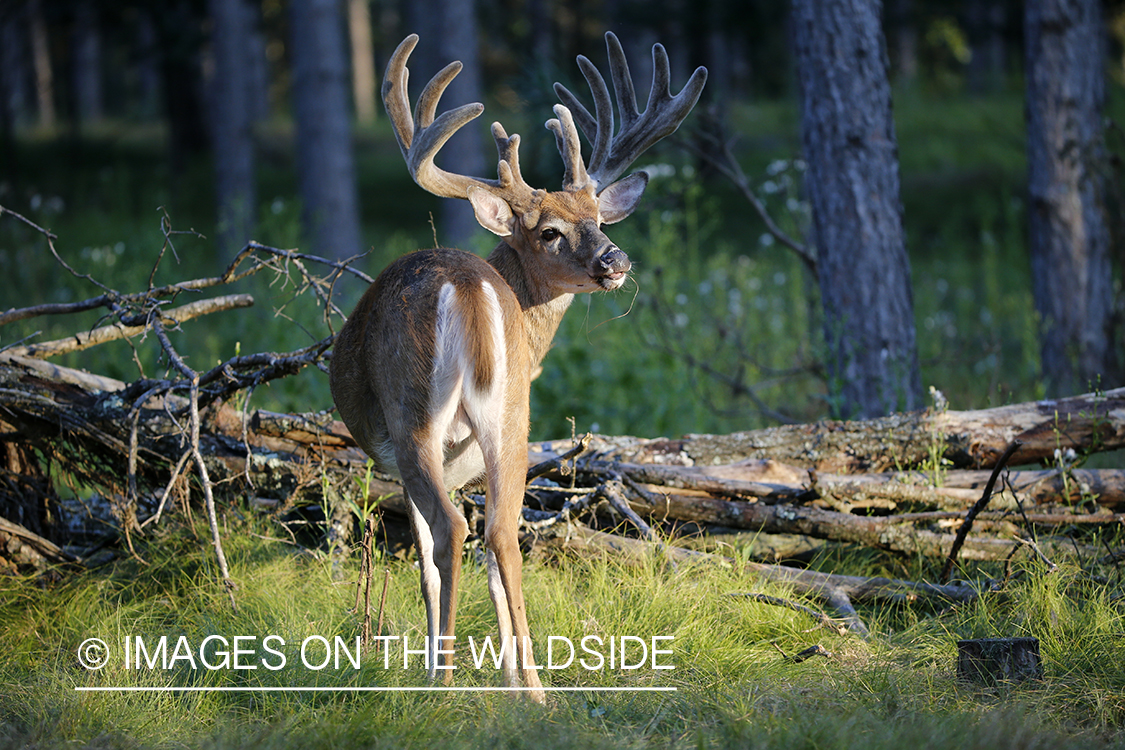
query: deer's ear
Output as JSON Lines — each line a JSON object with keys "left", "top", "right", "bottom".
{"left": 597, "top": 171, "right": 649, "bottom": 225}
{"left": 468, "top": 187, "right": 516, "bottom": 237}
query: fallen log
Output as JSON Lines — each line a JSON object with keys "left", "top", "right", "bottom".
{"left": 532, "top": 446, "right": 1125, "bottom": 512}
{"left": 1, "top": 316, "right": 1118, "bottom": 572}
{"left": 621, "top": 485, "right": 1025, "bottom": 560}
{"left": 535, "top": 387, "right": 1125, "bottom": 472}
{"left": 4, "top": 352, "right": 1117, "bottom": 569}
{"left": 593, "top": 460, "right": 811, "bottom": 501}
{"left": 544, "top": 522, "right": 986, "bottom": 634}
{"left": 813, "top": 469, "right": 1125, "bottom": 512}
{"left": 108, "top": 389, "right": 1120, "bottom": 515}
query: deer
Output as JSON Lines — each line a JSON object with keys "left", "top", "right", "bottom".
{"left": 329, "top": 32, "right": 706, "bottom": 702}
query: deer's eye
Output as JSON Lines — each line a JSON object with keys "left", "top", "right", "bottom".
{"left": 540, "top": 227, "right": 561, "bottom": 242}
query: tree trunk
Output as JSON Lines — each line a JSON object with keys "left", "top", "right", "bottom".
{"left": 527, "top": 0, "right": 554, "bottom": 74}
{"left": 29, "top": 0, "right": 55, "bottom": 128}
{"left": 405, "top": 0, "right": 486, "bottom": 247}
{"left": 157, "top": 1, "right": 209, "bottom": 180}
{"left": 0, "top": 3, "right": 28, "bottom": 169}
{"left": 209, "top": 0, "right": 258, "bottom": 256}
{"left": 791, "top": 0, "right": 922, "bottom": 420}
{"left": 289, "top": 0, "right": 363, "bottom": 259}
{"left": 437, "top": 0, "right": 485, "bottom": 247}
{"left": 71, "top": 0, "right": 103, "bottom": 128}
{"left": 348, "top": 0, "right": 377, "bottom": 125}
{"left": 1025, "top": 0, "right": 1118, "bottom": 396}
{"left": 244, "top": 0, "right": 270, "bottom": 123}
{"left": 134, "top": 11, "right": 161, "bottom": 120}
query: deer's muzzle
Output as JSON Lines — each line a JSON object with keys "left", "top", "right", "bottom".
{"left": 593, "top": 247, "right": 631, "bottom": 289}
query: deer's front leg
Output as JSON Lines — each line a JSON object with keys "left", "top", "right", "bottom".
{"left": 485, "top": 517, "right": 545, "bottom": 702}
{"left": 479, "top": 395, "right": 545, "bottom": 703}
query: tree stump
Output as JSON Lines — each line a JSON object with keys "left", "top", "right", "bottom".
{"left": 956, "top": 637, "right": 1043, "bottom": 685}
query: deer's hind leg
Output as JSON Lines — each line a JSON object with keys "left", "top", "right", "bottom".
{"left": 397, "top": 430, "right": 470, "bottom": 683}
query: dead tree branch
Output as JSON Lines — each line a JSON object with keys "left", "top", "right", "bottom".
{"left": 677, "top": 119, "right": 816, "bottom": 274}
{"left": 941, "top": 440, "right": 1022, "bottom": 582}
{"left": 5, "top": 294, "right": 255, "bottom": 359}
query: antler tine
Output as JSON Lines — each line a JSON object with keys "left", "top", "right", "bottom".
{"left": 492, "top": 123, "right": 544, "bottom": 227}
{"left": 574, "top": 55, "right": 614, "bottom": 182}
{"left": 545, "top": 105, "right": 592, "bottom": 193}
{"left": 605, "top": 32, "right": 641, "bottom": 133}
{"left": 382, "top": 34, "right": 523, "bottom": 202}
{"left": 415, "top": 60, "right": 467, "bottom": 131}
{"left": 491, "top": 123, "right": 522, "bottom": 187}
{"left": 553, "top": 82, "right": 596, "bottom": 141}
{"left": 554, "top": 32, "right": 708, "bottom": 191}
{"left": 382, "top": 34, "right": 419, "bottom": 155}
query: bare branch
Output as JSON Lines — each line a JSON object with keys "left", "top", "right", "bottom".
{"left": 188, "top": 375, "right": 237, "bottom": 609}
{"left": 600, "top": 478, "right": 659, "bottom": 542}
{"left": 676, "top": 126, "right": 816, "bottom": 274}
{"left": 526, "top": 432, "right": 592, "bottom": 483}
{"left": 6, "top": 295, "right": 255, "bottom": 359}
{"left": 941, "top": 440, "right": 1022, "bottom": 582}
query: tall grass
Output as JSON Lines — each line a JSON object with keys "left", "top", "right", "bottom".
{"left": 1, "top": 513, "right": 1123, "bottom": 748}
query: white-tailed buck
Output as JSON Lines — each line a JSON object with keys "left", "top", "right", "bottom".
{"left": 330, "top": 32, "right": 705, "bottom": 701}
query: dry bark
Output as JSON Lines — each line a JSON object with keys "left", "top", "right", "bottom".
{"left": 5, "top": 352, "right": 1117, "bottom": 571}
{"left": 4, "top": 294, "right": 255, "bottom": 359}
{"left": 535, "top": 387, "right": 1125, "bottom": 473}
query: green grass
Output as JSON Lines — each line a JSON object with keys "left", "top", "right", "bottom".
{"left": 1, "top": 515, "right": 1123, "bottom": 748}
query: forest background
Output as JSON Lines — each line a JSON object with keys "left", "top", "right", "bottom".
{"left": 2, "top": 0, "right": 1123, "bottom": 443}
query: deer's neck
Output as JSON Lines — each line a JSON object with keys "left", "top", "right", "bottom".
{"left": 487, "top": 241, "right": 574, "bottom": 368}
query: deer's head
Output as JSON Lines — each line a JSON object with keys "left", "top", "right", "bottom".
{"left": 383, "top": 33, "right": 707, "bottom": 298}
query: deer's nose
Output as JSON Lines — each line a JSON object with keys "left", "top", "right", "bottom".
{"left": 597, "top": 247, "right": 631, "bottom": 275}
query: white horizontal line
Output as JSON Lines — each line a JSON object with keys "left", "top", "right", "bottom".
{"left": 75, "top": 686, "right": 676, "bottom": 693}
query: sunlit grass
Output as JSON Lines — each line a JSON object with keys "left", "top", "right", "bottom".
{"left": 1, "top": 513, "right": 1123, "bottom": 748}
